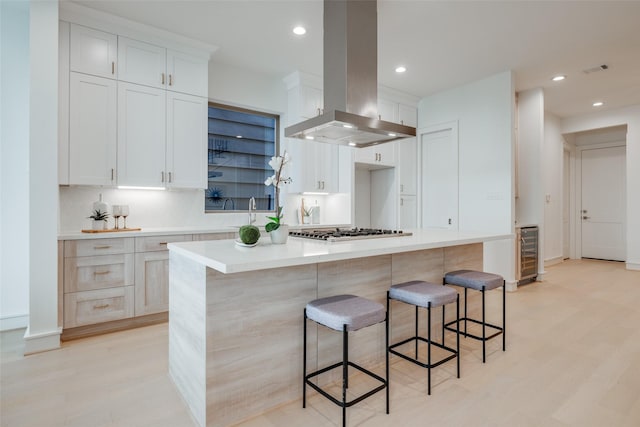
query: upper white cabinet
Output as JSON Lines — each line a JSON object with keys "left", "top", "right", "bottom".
{"left": 398, "top": 104, "right": 417, "bottom": 127}
{"left": 376, "top": 97, "right": 417, "bottom": 127}
{"left": 118, "top": 38, "right": 208, "bottom": 97}
{"left": 397, "top": 138, "right": 417, "bottom": 195}
{"left": 69, "top": 72, "right": 117, "bottom": 186}
{"left": 117, "top": 37, "right": 166, "bottom": 90}
{"left": 70, "top": 24, "right": 117, "bottom": 79}
{"left": 166, "top": 91, "right": 208, "bottom": 189}
{"left": 377, "top": 98, "right": 396, "bottom": 122}
{"left": 60, "top": 19, "right": 210, "bottom": 188}
{"left": 354, "top": 142, "right": 396, "bottom": 167}
{"left": 284, "top": 71, "right": 339, "bottom": 194}
{"left": 117, "top": 82, "right": 166, "bottom": 187}
{"left": 166, "top": 50, "right": 209, "bottom": 97}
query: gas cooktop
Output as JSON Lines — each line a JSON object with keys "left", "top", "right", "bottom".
{"left": 289, "top": 227, "right": 412, "bottom": 242}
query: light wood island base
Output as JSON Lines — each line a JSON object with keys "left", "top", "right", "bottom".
{"left": 169, "top": 243, "right": 485, "bottom": 427}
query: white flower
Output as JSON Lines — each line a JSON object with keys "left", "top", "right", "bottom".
{"left": 268, "top": 156, "right": 283, "bottom": 171}
{"left": 264, "top": 175, "right": 275, "bottom": 186}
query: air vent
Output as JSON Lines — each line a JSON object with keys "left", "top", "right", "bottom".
{"left": 583, "top": 64, "right": 609, "bottom": 74}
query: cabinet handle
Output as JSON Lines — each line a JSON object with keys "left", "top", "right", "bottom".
{"left": 401, "top": 120, "right": 404, "bottom": 125}
{"left": 378, "top": 114, "right": 382, "bottom": 120}
{"left": 93, "top": 245, "right": 112, "bottom": 250}
{"left": 162, "top": 73, "right": 165, "bottom": 85}
{"left": 93, "top": 303, "right": 110, "bottom": 310}
{"left": 111, "top": 62, "right": 115, "bottom": 75}
{"left": 159, "top": 242, "right": 168, "bottom": 246}
{"left": 317, "top": 108, "right": 321, "bottom": 116}
{"left": 169, "top": 74, "right": 173, "bottom": 86}
{"left": 111, "top": 168, "right": 114, "bottom": 181}
{"left": 161, "top": 171, "right": 165, "bottom": 182}
{"left": 168, "top": 172, "right": 172, "bottom": 183}
{"left": 94, "top": 270, "right": 111, "bottom": 275}
{"left": 400, "top": 198, "right": 404, "bottom": 206}
{"left": 400, "top": 184, "right": 404, "bottom": 192}
{"left": 321, "top": 181, "right": 325, "bottom": 190}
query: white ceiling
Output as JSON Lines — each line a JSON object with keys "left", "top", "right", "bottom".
{"left": 69, "top": 0, "right": 640, "bottom": 118}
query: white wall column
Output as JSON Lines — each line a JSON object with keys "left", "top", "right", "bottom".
{"left": 24, "top": 0, "right": 60, "bottom": 354}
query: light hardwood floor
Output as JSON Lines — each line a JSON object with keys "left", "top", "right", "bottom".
{"left": 2, "top": 259, "right": 639, "bottom": 427}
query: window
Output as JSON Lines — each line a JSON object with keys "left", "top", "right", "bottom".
{"left": 205, "top": 103, "right": 278, "bottom": 212}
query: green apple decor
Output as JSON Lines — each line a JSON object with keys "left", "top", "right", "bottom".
{"left": 239, "top": 225, "right": 260, "bottom": 245}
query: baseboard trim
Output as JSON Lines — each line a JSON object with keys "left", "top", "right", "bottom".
{"left": 626, "top": 262, "right": 640, "bottom": 271}
{"left": 505, "top": 280, "right": 518, "bottom": 292}
{"left": 544, "top": 256, "right": 564, "bottom": 267}
{"left": 23, "top": 327, "right": 62, "bottom": 355}
{"left": 61, "top": 312, "right": 168, "bottom": 341}
{"left": 0, "top": 314, "right": 29, "bottom": 331}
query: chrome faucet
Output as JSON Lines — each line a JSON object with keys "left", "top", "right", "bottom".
{"left": 222, "top": 198, "right": 234, "bottom": 210}
{"left": 248, "top": 197, "right": 256, "bottom": 224}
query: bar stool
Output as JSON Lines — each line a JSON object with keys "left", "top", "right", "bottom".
{"left": 387, "top": 281, "right": 460, "bottom": 395}
{"left": 303, "top": 294, "right": 388, "bottom": 427}
{"left": 443, "top": 270, "right": 505, "bottom": 363}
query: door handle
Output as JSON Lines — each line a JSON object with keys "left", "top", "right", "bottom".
{"left": 582, "top": 216, "right": 590, "bottom": 220}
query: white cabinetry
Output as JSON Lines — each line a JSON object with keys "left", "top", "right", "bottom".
{"left": 69, "top": 72, "right": 117, "bottom": 186}
{"left": 69, "top": 24, "right": 117, "bottom": 79}
{"left": 284, "top": 71, "right": 339, "bottom": 194}
{"left": 398, "top": 104, "right": 417, "bottom": 127}
{"left": 397, "top": 138, "right": 417, "bottom": 195}
{"left": 166, "top": 92, "right": 208, "bottom": 189}
{"left": 117, "top": 36, "right": 166, "bottom": 89}
{"left": 398, "top": 195, "right": 417, "bottom": 229}
{"left": 354, "top": 142, "right": 396, "bottom": 167}
{"left": 118, "top": 37, "right": 208, "bottom": 97}
{"left": 117, "top": 82, "right": 166, "bottom": 187}
{"left": 166, "top": 50, "right": 209, "bottom": 97}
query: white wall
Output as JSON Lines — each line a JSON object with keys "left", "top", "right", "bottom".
{"left": 0, "top": 0, "right": 30, "bottom": 331}
{"left": 543, "top": 112, "right": 565, "bottom": 264}
{"left": 418, "top": 71, "right": 515, "bottom": 284}
{"left": 562, "top": 105, "right": 640, "bottom": 270}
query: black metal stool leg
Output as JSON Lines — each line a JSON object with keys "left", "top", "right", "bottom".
{"left": 427, "top": 302, "right": 431, "bottom": 395}
{"left": 442, "top": 304, "right": 446, "bottom": 347}
{"left": 342, "top": 324, "right": 348, "bottom": 427}
{"left": 464, "top": 287, "right": 468, "bottom": 336}
{"left": 482, "top": 287, "right": 486, "bottom": 363}
{"left": 415, "top": 305, "right": 419, "bottom": 359}
{"left": 303, "top": 309, "right": 307, "bottom": 408}
{"left": 456, "top": 294, "right": 460, "bottom": 378}
{"left": 385, "top": 311, "right": 389, "bottom": 414}
{"left": 503, "top": 280, "right": 506, "bottom": 351}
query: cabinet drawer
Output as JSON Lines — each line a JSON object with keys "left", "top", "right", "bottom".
{"left": 65, "top": 238, "right": 134, "bottom": 257}
{"left": 64, "top": 286, "right": 134, "bottom": 328}
{"left": 192, "top": 232, "right": 235, "bottom": 241}
{"left": 64, "top": 254, "right": 134, "bottom": 293}
{"left": 134, "top": 234, "right": 192, "bottom": 252}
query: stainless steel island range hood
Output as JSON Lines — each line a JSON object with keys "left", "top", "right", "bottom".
{"left": 284, "top": 0, "right": 416, "bottom": 148}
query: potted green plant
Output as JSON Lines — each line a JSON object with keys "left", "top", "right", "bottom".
{"left": 88, "top": 209, "right": 109, "bottom": 230}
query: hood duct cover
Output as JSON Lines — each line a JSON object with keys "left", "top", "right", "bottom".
{"left": 284, "top": 0, "right": 416, "bottom": 148}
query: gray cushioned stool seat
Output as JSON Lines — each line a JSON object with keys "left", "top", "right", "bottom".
{"left": 390, "top": 281, "right": 457, "bottom": 308}
{"left": 306, "top": 294, "right": 385, "bottom": 332}
{"left": 444, "top": 270, "right": 503, "bottom": 291}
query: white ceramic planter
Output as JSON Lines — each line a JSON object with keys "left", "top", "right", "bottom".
{"left": 92, "top": 220, "right": 106, "bottom": 230}
{"left": 269, "top": 224, "right": 289, "bottom": 244}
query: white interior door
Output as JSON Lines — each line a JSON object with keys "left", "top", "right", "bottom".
{"left": 421, "top": 127, "right": 458, "bottom": 229}
{"left": 581, "top": 146, "right": 626, "bottom": 261}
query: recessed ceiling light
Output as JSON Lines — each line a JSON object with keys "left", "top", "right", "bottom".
{"left": 592, "top": 101, "right": 604, "bottom": 107}
{"left": 348, "top": 142, "right": 356, "bottom": 147}
{"left": 293, "top": 26, "right": 306, "bottom": 35}
{"left": 388, "top": 133, "right": 397, "bottom": 137}
{"left": 236, "top": 135, "right": 243, "bottom": 138}
{"left": 343, "top": 124, "right": 353, "bottom": 129}
{"left": 305, "top": 135, "right": 314, "bottom": 140}
{"left": 395, "top": 66, "right": 407, "bottom": 73}
{"left": 552, "top": 75, "right": 566, "bottom": 82}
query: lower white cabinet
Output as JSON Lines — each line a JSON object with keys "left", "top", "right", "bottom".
{"left": 398, "top": 195, "right": 417, "bottom": 229}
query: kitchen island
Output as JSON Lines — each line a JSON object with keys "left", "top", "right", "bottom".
{"left": 168, "top": 229, "right": 512, "bottom": 427}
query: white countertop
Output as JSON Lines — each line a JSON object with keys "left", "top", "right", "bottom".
{"left": 168, "top": 229, "right": 513, "bottom": 274}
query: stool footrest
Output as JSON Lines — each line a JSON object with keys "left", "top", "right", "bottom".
{"left": 444, "top": 317, "right": 503, "bottom": 342}
{"left": 389, "top": 336, "right": 457, "bottom": 369}
{"left": 305, "top": 361, "right": 387, "bottom": 408}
